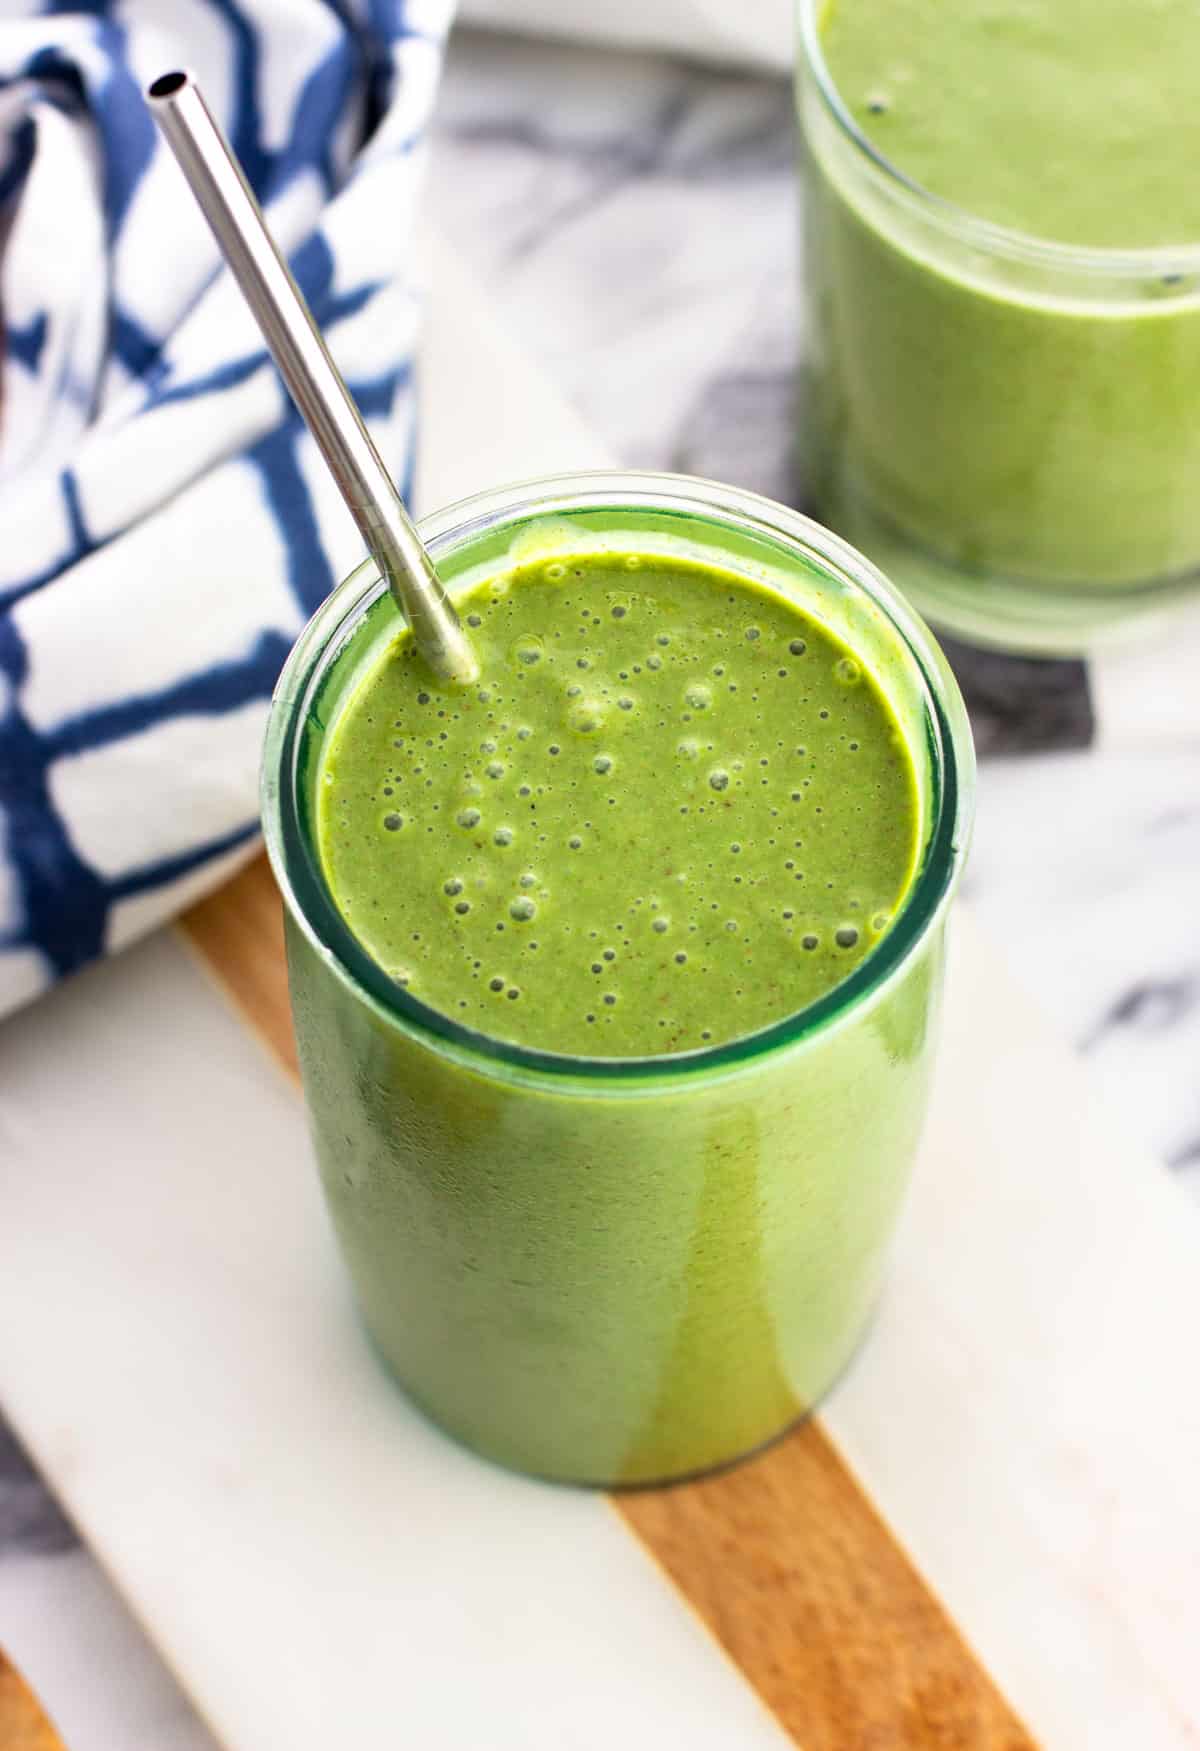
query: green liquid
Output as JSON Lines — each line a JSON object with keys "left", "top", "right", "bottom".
{"left": 285, "top": 542, "right": 945, "bottom": 1483}
{"left": 318, "top": 554, "right": 918, "bottom": 1056}
{"left": 804, "top": 0, "right": 1200, "bottom": 627}
{"left": 822, "top": 0, "right": 1200, "bottom": 250}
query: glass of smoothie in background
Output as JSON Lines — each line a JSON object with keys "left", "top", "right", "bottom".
{"left": 797, "top": 0, "right": 1200, "bottom": 653}
{"left": 262, "top": 472, "right": 973, "bottom": 1486}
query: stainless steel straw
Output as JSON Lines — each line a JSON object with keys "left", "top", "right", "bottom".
{"left": 146, "top": 70, "right": 478, "bottom": 686}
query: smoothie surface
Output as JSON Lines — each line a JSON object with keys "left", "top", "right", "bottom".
{"left": 317, "top": 553, "right": 919, "bottom": 1057}
{"left": 819, "top": 0, "right": 1200, "bottom": 250}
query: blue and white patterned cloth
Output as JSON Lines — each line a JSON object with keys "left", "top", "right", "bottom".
{"left": 0, "top": 0, "right": 452, "bottom": 1019}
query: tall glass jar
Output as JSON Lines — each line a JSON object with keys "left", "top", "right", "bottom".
{"left": 796, "top": 0, "right": 1200, "bottom": 654}
{"left": 262, "top": 473, "right": 974, "bottom": 1485}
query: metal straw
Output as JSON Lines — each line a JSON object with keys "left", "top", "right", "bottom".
{"left": 146, "top": 70, "right": 478, "bottom": 686}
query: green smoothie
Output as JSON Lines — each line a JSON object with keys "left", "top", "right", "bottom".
{"left": 318, "top": 554, "right": 918, "bottom": 1057}
{"left": 266, "top": 480, "right": 972, "bottom": 1485}
{"left": 800, "top": 0, "right": 1200, "bottom": 646}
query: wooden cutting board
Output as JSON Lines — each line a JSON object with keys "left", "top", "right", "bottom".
{"left": 182, "top": 854, "right": 1033, "bottom": 1751}
{"left": 0, "top": 1651, "right": 67, "bottom": 1751}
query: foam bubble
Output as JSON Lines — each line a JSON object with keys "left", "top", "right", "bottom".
{"left": 570, "top": 699, "right": 605, "bottom": 734}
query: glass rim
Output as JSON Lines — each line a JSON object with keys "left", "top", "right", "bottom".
{"left": 797, "top": 0, "right": 1200, "bottom": 281}
{"left": 262, "top": 470, "right": 975, "bottom": 1092}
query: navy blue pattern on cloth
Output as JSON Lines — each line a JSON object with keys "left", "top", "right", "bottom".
{"left": 0, "top": 0, "right": 454, "bottom": 1017}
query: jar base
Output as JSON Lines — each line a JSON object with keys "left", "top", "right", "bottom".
{"left": 358, "top": 1299, "right": 881, "bottom": 1492}
{"left": 814, "top": 484, "right": 1200, "bottom": 658}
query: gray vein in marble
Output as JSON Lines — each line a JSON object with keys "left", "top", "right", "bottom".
{"left": 0, "top": 1412, "right": 77, "bottom": 1559}
{"left": 1081, "top": 975, "right": 1198, "bottom": 1051}
{"left": 450, "top": 62, "right": 793, "bottom": 262}
{"left": 1168, "top": 1135, "right": 1200, "bottom": 1170}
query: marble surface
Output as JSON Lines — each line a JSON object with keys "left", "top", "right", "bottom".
{"left": 3, "top": 21, "right": 1199, "bottom": 1748}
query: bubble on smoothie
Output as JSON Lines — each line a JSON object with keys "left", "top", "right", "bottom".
{"left": 543, "top": 563, "right": 567, "bottom": 582}
{"left": 617, "top": 695, "right": 634, "bottom": 711}
{"left": 443, "top": 878, "right": 463, "bottom": 896}
{"left": 802, "top": 934, "right": 819, "bottom": 951}
{"left": 489, "top": 976, "right": 505, "bottom": 992}
{"left": 835, "top": 658, "right": 861, "bottom": 685}
{"left": 871, "top": 911, "right": 891, "bottom": 933}
{"left": 836, "top": 925, "right": 860, "bottom": 949}
{"left": 457, "top": 807, "right": 481, "bottom": 829}
{"left": 519, "top": 871, "right": 537, "bottom": 889}
{"left": 745, "top": 627, "right": 761, "bottom": 642}
{"left": 493, "top": 826, "right": 514, "bottom": 847}
{"left": 593, "top": 753, "right": 613, "bottom": 775}
{"left": 652, "top": 916, "right": 669, "bottom": 934}
{"left": 789, "top": 638, "right": 807, "bottom": 657}
{"left": 382, "top": 812, "right": 404, "bottom": 831}
{"left": 709, "top": 769, "right": 730, "bottom": 792}
{"left": 513, "top": 635, "right": 544, "bottom": 666}
{"left": 569, "top": 699, "right": 605, "bottom": 734}
{"left": 509, "top": 897, "right": 536, "bottom": 922}
{"left": 684, "top": 682, "right": 712, "bottom": 711}
{"left": 486, "top": 761, "right": 505, "bottom": 779}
